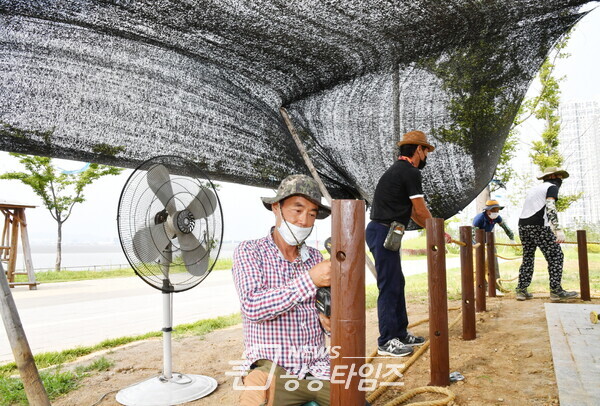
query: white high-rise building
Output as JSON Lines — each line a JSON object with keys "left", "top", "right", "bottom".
{"left": 558, "top": 99, "right": 600, "bottom": 227}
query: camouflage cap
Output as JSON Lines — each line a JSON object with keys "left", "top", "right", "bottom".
{"left": 261, "top": 174, "right": 331, "bottom": 219}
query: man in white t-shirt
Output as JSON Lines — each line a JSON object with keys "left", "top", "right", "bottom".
{"left": 516, "top": 167, "right": 577, "bottom": 302}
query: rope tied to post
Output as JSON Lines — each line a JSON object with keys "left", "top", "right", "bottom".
{"left": 382, "top": 386, "right": 456, "bottom": 406}
{"left": 365, "top": 312, "right": 462, "bottom": 406}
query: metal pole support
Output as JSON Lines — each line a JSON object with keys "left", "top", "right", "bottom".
{"left": 426, "top": 218, "right": 450, "bottom": 387}
{"left": 475, "top": 229, "right": 486, "bottom": 312}
{"left": 459, "top": 226, "right": 476, "bottom": 340}
{"left": 577, "top": 230, "right": 591, "bottom": 301}
{"left": 330, "top": 200, "right": 366, "bottom": 405}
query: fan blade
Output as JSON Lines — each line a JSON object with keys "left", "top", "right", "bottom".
{"left": 132, "top": 223, "right": 170, "bottom": 263}
{"left": 178, "top": 232, "right": 210, "bottom": 276}
{"left": 186, "top": 187, "right": 217, "bottom": 219}
{"left": 146, "top": 164, "right": 177, "bottom": 214}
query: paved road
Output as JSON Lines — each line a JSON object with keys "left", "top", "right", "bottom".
{"left": 0, "top": 270, "right": 240, "bottom": 363}
{"left": 1, "top": 257, "right": 464, "bottom": 363}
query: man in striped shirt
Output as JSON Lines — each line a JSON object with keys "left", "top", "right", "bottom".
{"left": 233, "top": 174, "right": 333, "bottom": 405}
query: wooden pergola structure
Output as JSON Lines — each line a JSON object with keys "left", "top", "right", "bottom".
{"left": 0, "top": 202, "right": 38, "bottom": 289}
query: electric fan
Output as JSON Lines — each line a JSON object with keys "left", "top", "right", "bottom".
{"left": 115, "top": 155, "right": 223, "bottom": 405}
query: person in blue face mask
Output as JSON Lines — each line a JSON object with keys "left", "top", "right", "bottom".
{"left": 472, "top": 199, "right": 515, "bottom": 294}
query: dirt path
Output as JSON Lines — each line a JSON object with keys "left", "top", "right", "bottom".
{"left": 53, "top": 296, "right": 599, "bottom": 405}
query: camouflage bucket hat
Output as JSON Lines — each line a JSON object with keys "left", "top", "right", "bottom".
{"left": 261, "top": 174, "right": 331, "bottom": 219}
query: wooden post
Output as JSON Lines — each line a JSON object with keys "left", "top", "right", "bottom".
{"left": 7, "top": 210, "right": 19, "bottom": 284}
{"left": 460, "top": 226, "right": 476, "bottom": 340}
{"left": 330, "top": 200, "right": 366, "bottom": 405}
{"left": 0, "top": 262, "right": 50, "bottom": 405}
{"left": 17, "top": 210, "right": 37, "bottom": 290}
{"left": 475, "top": 229, "right": 486, "bottom": 312}
{"left": 1, "top": 214, "right": 9, "bottom": 259}
{"left": 426, "top": 218, "right": 449, "bottom": 387}
{"left": 577, "top": 230, "right": 591, "bottom": 301}
{"left": 486, "top": 232, "right": 496, "bottom": 297}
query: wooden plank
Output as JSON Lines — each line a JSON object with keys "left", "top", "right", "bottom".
{"left": 0, "top": 262, "right": 50, "bottom": 405}
{"left": 17, "top": 209, "right": 37, "bottom": 290}
{"left": 0, "top": 203, "right": 37, "bottom": 209}
{"left": 545, "top": 303, "right": 600, "bottom": 404}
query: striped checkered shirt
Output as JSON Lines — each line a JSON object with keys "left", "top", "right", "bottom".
{"left": 232, "top": 228, "right": 330, "bottom": 380}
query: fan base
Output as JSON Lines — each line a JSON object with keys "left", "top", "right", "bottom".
{"left": 116, "top": 373, "right": 217, "bottom": 405}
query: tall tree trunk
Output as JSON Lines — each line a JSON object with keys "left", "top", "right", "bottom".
{"left": 55, "top": 221, "right": 62, "bottom": 272}
{"left": 476, "top": 185, "right": 491, "bottom": 213}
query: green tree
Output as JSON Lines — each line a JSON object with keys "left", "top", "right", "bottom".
{"left": 513, "top": 34, "right": 581, "bottom": 212}
{"left": 1, "top": 153, "right": 124, "bottom": 271}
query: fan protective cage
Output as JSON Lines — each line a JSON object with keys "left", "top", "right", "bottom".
{"left": 117, "top": 155, "right": 223, "bottom": 293}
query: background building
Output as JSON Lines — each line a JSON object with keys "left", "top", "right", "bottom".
{"left": 559, "top": 99, "right": 600, "bottom": 227}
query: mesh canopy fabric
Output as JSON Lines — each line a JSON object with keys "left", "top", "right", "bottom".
{"left": 0, "top": 1, "right": 592, "bottom": 220}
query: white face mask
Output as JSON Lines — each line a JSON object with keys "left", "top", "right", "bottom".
{"left": 276, "top": 206, "right": 313, "bottom": 246}
{"left": 488, "top": 212, "right": 500, "bottom": 219}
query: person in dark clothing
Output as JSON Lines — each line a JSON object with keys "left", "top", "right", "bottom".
{"left": 366, "top": 130, "right": 451, "bottom": 357}
{"left": 515, "top": 167, "right": 577, "bottom": 302}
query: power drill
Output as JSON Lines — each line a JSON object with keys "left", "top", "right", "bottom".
{"left": 315, "top": 237, "right": 332, "bottom": 317}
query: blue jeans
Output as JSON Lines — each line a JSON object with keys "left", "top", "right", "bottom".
{"left": 366, "top": 221, "right": 408, "bottom": 346}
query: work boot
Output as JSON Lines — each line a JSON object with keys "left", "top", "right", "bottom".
{"left": 515, "top": 288, "right": 533, "bottom": 301}
{"left": 550, "top": 289, "right": 578, "bottom": 302}
{"left": 377, "top": 338, "right": 413, "bottom": 357}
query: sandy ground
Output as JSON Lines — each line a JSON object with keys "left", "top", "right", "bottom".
{"left": 52, "top": 295, "right": 600, "bottom": 406}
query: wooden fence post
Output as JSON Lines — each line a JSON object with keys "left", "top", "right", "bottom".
{"left": 330, "top": 200, "right": 366, "bottom": 405}
{"left": 460, "top": 226, "right": 476, "bottom": 340}
{"left": 577, "top": 230, "right": 591, "bottom": 301}
{"left": 475, "top": 229, "right": 486, "bottom": 312}
{"left": 0, "top": 262, "right": 50, "bottom": 405}
{"left": 426, "top": 218, "right": 449, "bottom": 387}
{"left": 486, "top": 231, "right": 496, "bottom": 297}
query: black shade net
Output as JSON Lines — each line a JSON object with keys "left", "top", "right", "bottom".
{"left": 0, "top": 1, "right": 593, "bottom": 223}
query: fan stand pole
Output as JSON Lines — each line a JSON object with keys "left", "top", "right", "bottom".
{"left": 162, "top": 285, "right": 173, "bottom": 380}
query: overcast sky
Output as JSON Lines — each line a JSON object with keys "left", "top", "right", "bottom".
{"left": 1, "top": 5, "right": 599, "bottom": 246}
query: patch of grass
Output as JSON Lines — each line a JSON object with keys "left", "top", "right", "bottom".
{"left": 366, "top": 284, "right": 378, "bottom": 309}
{"left": 404, "top": 267, "right": 464, "bottom": 301}
{"left": 75, "top": 356, "right": 114, "bottom": 374}
{"left": 15, "top": 268, "right": 136, "bottom": 283}
{"left": 0, "top": 314, "right": 240, "bottom": 378}
{"left": 0, "top": 374, "right": 25, "bottom": 405}
{"left": 494, "top": 254, "right": 600, "bottom": 294}
{"left": 0, "top": 357, "right": 114, "bottom": 406}
{"left": 398, "top": 248, "right": 600, "bottom": 299}
{"left": 14, "top": 257, "right": 234, "bottom": 284}
{"left": 173, "top": 313, "right": 241, "bottom": 337}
